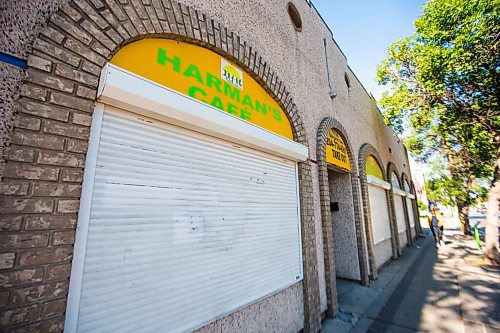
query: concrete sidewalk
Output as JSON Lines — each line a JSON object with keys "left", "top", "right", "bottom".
{"left": 321, "top": 227, "right": 500, "bottom": 333}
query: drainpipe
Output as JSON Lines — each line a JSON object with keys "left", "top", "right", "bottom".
{"left": 323, "top": 38, "right": 337, "bottom": 99}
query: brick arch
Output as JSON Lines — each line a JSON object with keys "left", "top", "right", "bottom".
{"left": 386, "top": 163, "right": 402, "bottom": 189}
{"left": 316, "top": 117, "right": 369, "bottom": 317}
{"left": 401, "top": 172, "right": 411, "bottom": 192}
{"left": 410, "top": 180, "right": 422, "bottom": 237}
{"left": 357, "top": 143, "right": 388, "bottom": 279}
{"left": 410, "top": 180, "right": 417, "bottom": 196}
{"left": 401, "top": 172, "right": 416, "bottom": 242}
{"left": 386, "top": 163, "right": 411, "bottom": 252}
{"left": 0, "top": 1, "right": 322, "bottom": 331}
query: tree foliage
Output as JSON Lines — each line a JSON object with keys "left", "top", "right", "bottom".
{"left": 377, "top": 0, "right": 500, "bottom": 233}
{"left": 425, "top": 170, "right": 488, "bottom": 207}
{"left": 417, "top": 199, "right": 428, "bottom": 213}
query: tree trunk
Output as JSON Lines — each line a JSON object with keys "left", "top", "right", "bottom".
{"left": 457, "top": 201, "right": 471, "bottom": 235}
{"left": 485, "top": 159, "right": 500, "bottom": 264}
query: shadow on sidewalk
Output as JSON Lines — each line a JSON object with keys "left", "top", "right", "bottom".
{"left": 363, "top": 230, "right": 499, "bottom": 332}
{"left": 365, "top": 237, "right": 442, "bottom": 332}
{"left": 322, "top": 229, "right": 499, "bottom": 333}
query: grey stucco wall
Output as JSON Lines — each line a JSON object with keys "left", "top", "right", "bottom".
{"left": 0, "top": 0, "right": 66, "bottom": 177}
{"left": 311, "top": 162, "right": 328, "bottom": 312}
{"left": 0, "top": 0, "right": 66, "bottom": 59}
{"left": 0, "top": 0, "right": 414, "bottom": 331}
{"left": 0, "top": 62, "right": 24, "bottom": 178}
{"left": 0, "top": 0, "right": 413, "bottom": 190}
{"left": 328, "top": 170, "right": 360, "bottom": 281}
{"left": 194, "top": 283, "right": 304, "bottom": 333}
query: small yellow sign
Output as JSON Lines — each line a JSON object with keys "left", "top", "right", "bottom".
{"left": 326, "top": 130, "right": 351, "bottom": 171}
{"left": 110, "top": 39, "right": 293, "bottom": 140}
{"left": 221, "top": 59, "right": 243, "bottom": 90}
{"left": 366, "top": 155, "right": 383, "bottom": 179}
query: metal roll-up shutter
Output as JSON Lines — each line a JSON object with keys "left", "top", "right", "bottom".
{"left": 406, "top": 197, "right": 416, "bottom": 239}
{"left": 368, "top": 185, "right": 392, "bottom": 268}
{"left": 394, "top": 194, "right": 407, "bottom": 249}
{"left": 73, "top": 107, "right": 303, "bottom": 333}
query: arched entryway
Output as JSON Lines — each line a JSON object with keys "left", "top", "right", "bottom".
{"left": 358, "top": 144, "right": 395, "bottom": 279}
{"left": 317, "top": 117, "right": 368, "bottom": 317}
{"left": 387, "top": 163, "right": 410, "bottom": 255}
{"left": 66, "top": 38, "right": 314, "bottom": 332}
{"left": 402, "top": 173, "right": 417, "bottom": 240}
{"left": 411, "top": 181, "right": 422, "bottom": 237}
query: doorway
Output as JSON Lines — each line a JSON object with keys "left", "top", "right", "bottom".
{"left": 328, "top": 168, "right": 361, "bottom": 281}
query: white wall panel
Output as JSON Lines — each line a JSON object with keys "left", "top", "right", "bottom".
{"left": 394, "top": 193, "right": 407, "bottom": 249}
{"left": 67, "top": 107, "right": 303, "bottom": 333}
{"left": 368, "top": 185, "right": 392, "bottom": 268}
{"left": 407, "top": 197, "right": 416, "bottom": 239}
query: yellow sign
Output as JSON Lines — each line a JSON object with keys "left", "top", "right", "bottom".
{"left": 110, "top": 39, "right": 293, "bottom": 140}
{"left": 366, "top": 155, "right": 383, "bottom": 179}
{"left": 325, "top": 130, "right": 351, "bottom": 171}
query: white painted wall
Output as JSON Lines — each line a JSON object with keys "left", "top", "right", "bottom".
{"left": 368, "top": 185, "right": 392, "bottom": 268}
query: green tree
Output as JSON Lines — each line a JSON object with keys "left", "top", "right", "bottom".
{"left": 417, "top": 199, "right": 428, "bottom": 213}
{"left": 485, "top": 160, "right": 499, "bottom": 263}
{"left": 377, "top": 0, "right": 499, "bottom": 236}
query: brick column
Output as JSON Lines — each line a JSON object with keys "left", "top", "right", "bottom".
{"left": 401, "top": 173, "right": 414, "bottom": 244}
{"left": 316, "top": 117, "right": 370, "bottom": 319}
{"left": 386, "top": 162, "right": 403, "bottom": 257}
{"left": 358, "top": 143, "right": 389, "bottom": 279}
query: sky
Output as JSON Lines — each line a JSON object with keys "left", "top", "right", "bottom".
{"left": 311, "top": 0, "right": 427, "bottom": 100}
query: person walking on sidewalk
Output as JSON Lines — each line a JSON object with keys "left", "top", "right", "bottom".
{"left": 428, "top": 207, "right": 444, "bottom": 247}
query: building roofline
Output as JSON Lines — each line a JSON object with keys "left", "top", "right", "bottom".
{"left": 308, "top": 1, "right": 348, "bottom": 61}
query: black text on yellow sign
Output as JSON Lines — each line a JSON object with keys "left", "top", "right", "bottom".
{"left": 326, "top": 130, "right": 351, "bottom": 171}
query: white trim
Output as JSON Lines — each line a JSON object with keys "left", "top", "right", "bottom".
{"left": 97, "top": 64, "right": 308, "bottom": 162}
{"left": 105, "top": 106, "right": 297, "bottom": 165}
{"left": 295, "top": 163, "right": 304, "bottom": 280}
{"left": 366, "top": 175, "right": 391, "bottom": 190}
{"left": 406, "top": 192, "right": 416, "bottom": 199}
{"left": 64, "top": 103, "right": 105, "bottom": 333}
{"left": 392, "top": 188, "right": 407, "bottom": 197}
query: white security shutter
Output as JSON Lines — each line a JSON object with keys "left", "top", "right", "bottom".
{"left": 368, "top": 185, "right": 392, "bottom": 268}
{"left": 406, "top": 197, "right": 416, "bottom": 239}
{"left": 72, "top": 107, "right": 303, "bottom": 332}
{"left": 394, "top": 193, "right": 407, "bottom": 248}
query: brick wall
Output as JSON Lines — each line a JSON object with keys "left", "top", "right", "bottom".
{"left": 386, "top": 162, "right": 403, "bottom": 257}
{"left": 0, "top": 63, "right": 25, "bottom": 180}
{"left": 315, "top": 117, "right": 370, "bottom": 318}
{"left": 401, "top": 172, "right": 420, "bottom": 239}
{"left": 410, "top": 181, "right": 422, "bottom": 236}
{"left": 401, "top": 172, "right": 415, "bottom": 244}
{"left": 0, "top": 0, "right": 322, "bottom": 331}
{"left": 357, "top": 143, "right": 390, "bottom": 279}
